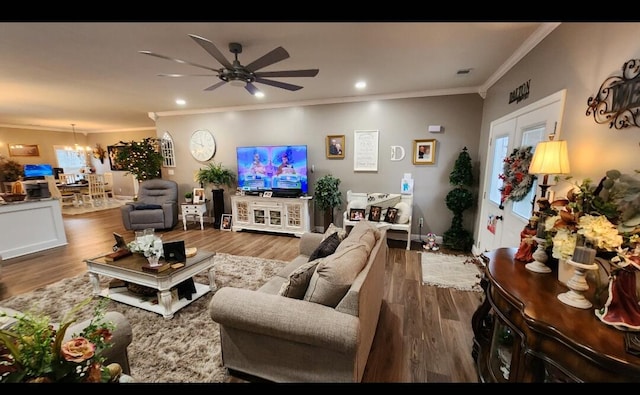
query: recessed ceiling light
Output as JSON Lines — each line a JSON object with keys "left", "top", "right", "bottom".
{"left": 355, "top": 81, "right": 367, "bottom": 89}
{"left": 175, "top": 99, "right": 186, "bottom": 105}
{"left": 254, "top": 91, "right": 265, "bottom": 98}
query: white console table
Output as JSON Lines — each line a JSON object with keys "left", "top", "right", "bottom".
{"left": 231, "top": 195, "right": 313, "bottom": 237}
{"left": 0, "top": 198, "right": 68, "bottom": 259}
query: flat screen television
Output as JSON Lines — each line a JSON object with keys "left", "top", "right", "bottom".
{"left": 23, "top": 164, "right": 53, "bottom": 180}
{"left": 236, "top": 145, "right": 308, "bottom": 197}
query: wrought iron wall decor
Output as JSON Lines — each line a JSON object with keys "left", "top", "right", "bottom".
{"left": 586, "top": 59, "right": 640, "bottom": 129}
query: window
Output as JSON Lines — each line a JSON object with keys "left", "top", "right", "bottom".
{"left": 54, "top": 146, "right": 88, "bottom": 174}
{"left": 161, "top": 132, "right": 176, "bottom": 168}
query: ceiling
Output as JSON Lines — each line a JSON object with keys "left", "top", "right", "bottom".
{"left": 0, "top": 22, "right": 558, "bottom": 134}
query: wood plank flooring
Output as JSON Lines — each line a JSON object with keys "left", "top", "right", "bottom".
{"left": 0, "top": 207, "right": 483, "bottom": 383}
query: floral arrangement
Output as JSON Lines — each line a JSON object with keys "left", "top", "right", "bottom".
{"left": 498, "top": 146, "right": 535, "bottom": 208}
{"left": 541, "top": 169, "right": 640, "bottom": 261}
{"left": 92, "top": 144, "right": 106, "bottom": 164}
{"left": 127, "top": 234, "right": 164, "bottom": 259}
{"left": 0, "top": 298, "right": 119, "bottom": 383}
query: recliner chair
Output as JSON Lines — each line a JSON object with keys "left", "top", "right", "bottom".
{"left": 121, "top": 179, "right": 179, "bottom": 231}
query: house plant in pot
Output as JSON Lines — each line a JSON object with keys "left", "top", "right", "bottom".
{"left": 195, "top": 161, "right": 236, "bottom": 229}
{"left": 0, "top": 156, "right": 24, "bottom": 196}
{"left": 313, "top": 174, "right": 342, "bottom": 231}
{"left": 184, "top": 191, "right": 193, "bottom": 203}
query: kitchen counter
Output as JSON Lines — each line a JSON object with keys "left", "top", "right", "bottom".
{"left": 0, "top": 198, "right": 67, "bottom": 259}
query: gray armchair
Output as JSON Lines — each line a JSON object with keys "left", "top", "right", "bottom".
{"left": 121, "top": 179, "right": 179, "bottom": 231}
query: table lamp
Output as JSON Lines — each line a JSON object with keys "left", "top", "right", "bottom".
{"left": 528, "top": 133, "right": 571, "bottom": 204}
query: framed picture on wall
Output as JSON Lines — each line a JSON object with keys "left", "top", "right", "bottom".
{"left": 413, "top": 139, "right": 436, "bottom": 165}
{"left": 8, "top": 144, "right": 39, "bottom": 157}
{"left": 193, "top": 188, "right": 205, "bottom": 204}
{"left": 221, "top": 214, "right": 232, "bottom": 231}
{"left": 326, "top": 135, "right": 345, "bottom": 159}
{"left": 107, "top": 145, "right": 127, "bottom": 171}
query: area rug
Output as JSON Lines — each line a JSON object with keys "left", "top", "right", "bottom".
{"left": 0, "top": 252, "right": 288, "bottom": 383}
{"left": 61, "top": 198, "right": 127, "bottom": 215}
{"left": 420, "top": 252, "right": 483, "bottom": 292}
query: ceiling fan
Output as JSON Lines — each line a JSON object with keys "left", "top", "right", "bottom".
{"left": 139, "top": 34, "right": 319, "bottom": 96}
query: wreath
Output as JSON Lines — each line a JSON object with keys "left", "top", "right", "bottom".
{"left": 498, "top": 146, "right": 535, "bottom": 208}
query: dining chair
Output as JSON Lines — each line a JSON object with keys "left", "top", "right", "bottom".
{"left": 58, "top": 173, "right": 77, "bottom": 185}
{"left": 81, "top": 174, "right": 107, "bottom": 207}
{"left": 45, "top": 175, "right": 77, "bottom": 207}
{"left": 103, "top": 172, "right": 114, "bottom": 199}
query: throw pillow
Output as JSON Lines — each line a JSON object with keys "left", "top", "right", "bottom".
{"left": 278, "top": 258, "right": 322, "bottom": 299}
{"left": 303, "top": 242, "right": 369, "bottom": 308}
{"left": 365, "top": 193, "right": 401, "bottom": 213}
{"left": 133, "top": 203, "right": 162, "bottom": 210}
{"left": 308, "top": 232, "right": 341, "bottom": 261}
{"left": 394, "top": 201, "right": 411, "bottom": 224}
{"left": 323, "top": 223, "right": 347, "bottom": 241}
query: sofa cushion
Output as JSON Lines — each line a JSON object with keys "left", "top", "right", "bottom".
{"left": 303, "top": 242, "right": 369, "bottom": 308}
{"left": 394, "top": 201, "right": 411, "bottom": 224}
{"left": 323, "top": 223, "right": 347, "bottom": 241}
{"left": 337, "top": 220, "right": 379, "bottom": 253}
{"left": 278, "top": 258, "right": 322, "bottom": 299}
{"left": 309, "top": 232, "right": 341, "bottom": 261}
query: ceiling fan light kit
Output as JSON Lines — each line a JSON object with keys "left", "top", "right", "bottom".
{"left": 140, "top": 35, "right": 319, "bottom": 96}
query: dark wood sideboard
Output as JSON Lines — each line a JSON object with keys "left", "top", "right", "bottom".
{"left": 472, "top": 247, "right": 640, "bottom": 382}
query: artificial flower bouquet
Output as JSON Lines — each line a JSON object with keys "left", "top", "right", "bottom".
{"left": 0, "top": 298, "right": 120, "bottom": 383}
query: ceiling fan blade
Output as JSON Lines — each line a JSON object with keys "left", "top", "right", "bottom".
{"left": 188, "top": 34, "right": 233, "bottom": 69}
{"left": 255, "top": 77, "right": 303, "bottom": 91}
{"left": 157, "top": 73, "right": 217, "bottom": 77}
{"left": 204, "top": 80, "right": 228, "bottom": 91}
{"left": 139, "top": 51, "right": 219, "bottom": 73}
{"left": 255, "top": 69, "right": 319, "bottom": 78}
{"left": 245, "top": 83, "right": 261, "bottom": 95}
{"left": 245, "top": 47, "right": 290, "bottom": 72}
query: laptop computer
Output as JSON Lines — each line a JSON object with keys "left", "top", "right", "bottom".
{"left": 163, "top": 240, "right": 186, "bottom": 263}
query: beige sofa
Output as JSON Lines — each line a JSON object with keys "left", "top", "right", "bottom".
{"left": 209, "top": 221, "right": 388, "bottom": 382}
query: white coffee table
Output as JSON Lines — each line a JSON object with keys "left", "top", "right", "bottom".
{"left": 85, "top": 250, "right": 215, "bottom": 319}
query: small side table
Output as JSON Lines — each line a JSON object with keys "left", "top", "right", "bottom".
{"left": 181, "top": 202, "right": 207, "bottom": 230}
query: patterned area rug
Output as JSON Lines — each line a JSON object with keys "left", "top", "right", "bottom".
{"left": 420, "top": 252, "right": 483, "bottom": 292}
{"left": 0, "top": 253, "right": 288, "bottom": 383}
{"left": 61, "top": 198, "right": 128, "bottom": 215}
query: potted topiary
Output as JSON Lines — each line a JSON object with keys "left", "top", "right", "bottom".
{"left": 313, "top": 174, "right": 342, "bottom": 230}
{"left": 195, "top": 162, "right": 236, "bottom": 229}
{"left": 184, "top": 191, "right": 193, "bottom": 203}
{"left": 442, "top": 147, "right": 475, "bottom": 252}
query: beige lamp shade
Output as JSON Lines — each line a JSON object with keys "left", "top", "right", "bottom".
{"left": 528, "top": 140, "right": 570, "bottom": 175}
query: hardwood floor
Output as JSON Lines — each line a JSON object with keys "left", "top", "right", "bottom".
{"left": 0, "top": 207, "right": 483, "bottom": 383}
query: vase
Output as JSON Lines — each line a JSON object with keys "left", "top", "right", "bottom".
{"left": 147, "top": 255, "right": 161, "bottom": 267}
{"left": 596, "top": 265, "right": 640, "bottom": 331}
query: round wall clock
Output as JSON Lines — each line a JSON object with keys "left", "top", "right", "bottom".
{"left": 189, "top": 129, "right": 216, "bottom": 161}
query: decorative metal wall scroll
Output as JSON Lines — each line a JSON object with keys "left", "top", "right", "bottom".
{"left": 586, "top": 59, "right": 640, "bottom": 129}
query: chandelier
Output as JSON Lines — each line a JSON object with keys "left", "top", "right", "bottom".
{"left": 67, "top": 123, "right": 91, "bottom": 159}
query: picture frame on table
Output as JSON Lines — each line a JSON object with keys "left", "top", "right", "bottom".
{"left": 326, "top": 135, "right": 345, "bottom": 159}
{"left": 193, "top": 188, "right": 205, "bottom": 204}
{"left": 349, "top": 208, "right": 366, "bottom": 221}
{"left": 384, "top": 207, "right": 399, "bottom": 223}
{"left": 221, "top": 214, "right": 232, "bottom": 231}
{"left": 368, "top": 205, "right": 382, "bottom": 222}
{"left": 413, "top": 139, "right": 436, "bottom": 165}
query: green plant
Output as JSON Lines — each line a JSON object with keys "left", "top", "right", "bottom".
{"left": 195, "top": 162, "right": 236, "bottom": 189}
{"left": 185, "top": 191, "right": 193, "bottom": 199}
{"left": 114, "top": 137, "right": 163, "bottom": 182}
{"left": 313, "top": 174, "right": 342, "bottom": 225}
{"left": 442, "top": 147, "right": 475, "bottom": 251}
{"left": 0, "top": 156, "right": 23, "bottom": 182}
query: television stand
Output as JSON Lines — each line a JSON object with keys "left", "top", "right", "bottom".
{"left": 230, "top": 195, "right": 313, "bottom": 237}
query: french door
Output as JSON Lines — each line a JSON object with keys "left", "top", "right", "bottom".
{"left": 476, "top": 90, "right": 566, "bottom": 254}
